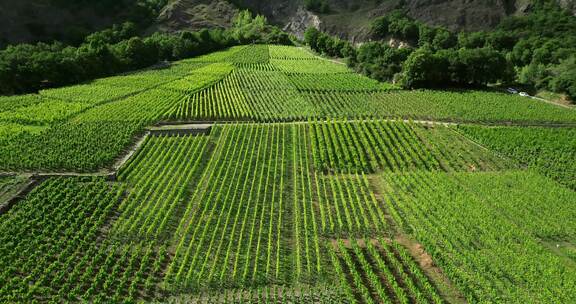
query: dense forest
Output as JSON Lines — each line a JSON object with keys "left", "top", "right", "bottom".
{"left": 0, "top": 11, "right": 290, "bottom": 95}
{"left": 305, "top": 0, "right": 576, "bottom": 101}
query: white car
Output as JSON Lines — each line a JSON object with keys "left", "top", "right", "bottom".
{"left": 519, "top": 92, "right": 529, "bottom": 97}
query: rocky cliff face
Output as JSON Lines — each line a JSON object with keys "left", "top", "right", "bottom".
{"left": 153, "top": 0, "right": 239, "bottom": 33}
{"left": 557, "top": 0, "right": 576, "bottom": 13}
{"left": 405, "top": 0, "right": 510, "bottom": 31}
{"left": 199, "top": 0, "right": 517, "bottom": 41}
{"left": 227, "top": 0, "right": 576, "bottom": 40}
{"left": 2, "top": 0, "right": 574, "bottom": 46}
{"left": 283, "top": 7, "right": 322, "bottom": 40}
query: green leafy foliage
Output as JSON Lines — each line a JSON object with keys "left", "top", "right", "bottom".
{"left": 381, "top": 170, "right": 576, "bottom": 303}
{"left": 330, "top": 238, "right": 443, "bottom": 304}
{"left": 458, "top": 125, "right": 576, "bottom": 189}
{"left": 307, "top": 3, "right": 575, "bottom": 101}
{"left": 0, "top": 11, "right": 292, "bottom": 96}
{"left": 0, "top": 44, "right": 575, "bottom": 304}
{"left": 309, "top": 120, "right": 511, "bottom": 174}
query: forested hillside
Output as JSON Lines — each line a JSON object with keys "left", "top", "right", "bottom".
{"left": 0, "top": 0, "right": 168, "bottom": 47}
{"left": 306, "top": 1, "right": 576, "bottom": 102}
{"left": 4, "top": 0, "right": 575, "bottom": 47}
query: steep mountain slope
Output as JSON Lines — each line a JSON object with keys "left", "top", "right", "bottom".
{"left": 152, "top": 0, "right": 239, "bottom": 33}
{"left": 0, "top": 0, "right": 113, "bottom": 45}
{"left": 0, "top": 0, "right": 161, "bottom": 46}
{"left": 155, "top": 0, "right": 576, "bottom": 40}
{"left": 1, "top": 0, "right": 575, "bottom": 46}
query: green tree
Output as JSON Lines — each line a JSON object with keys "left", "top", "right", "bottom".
{"left": 432, "top": 28, "right": 457, "bottom": 50}
{"left": 232, "top": 10, "right": 267, "bottom": 43}
{"left": 304, "top": 28, "right": 321, "bottom": 50}
{"left": 399, "top": 47, "right": 447, "bottom": 88}
{"left": 458, "top": 31, "right": 487, "bottom": 48}
{"left": 454, "top": 48, "right": 511, "bottom": 85}
{"left": 548, "top": 56, "right": 576, "bottom": 100}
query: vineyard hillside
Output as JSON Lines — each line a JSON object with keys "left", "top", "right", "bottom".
{"left": 1, "top": 45, "right": 575, "bottom": 303}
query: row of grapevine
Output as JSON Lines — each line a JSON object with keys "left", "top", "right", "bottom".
{"left": 242, "top": 89, "right": 316, "bottom": 122}
{"left": 458, "top": 125, "right": 576, "bottom": 189}
{"left": 310, "top": 120, "right": 440, "bottom": 173}
{"left": 166, "top": 63, "right": 319, "bottom": 122}
{"left": 161, "top": 63, "right": 234, "bottom": 94}
{"left": 169, "top": 73, "right": 252, "bottom": 121}
{"left": 168, "top": 284, "right": 343, "bottom": 303}
{"left": 451, "top": 170, "right": 576, "bottom": 239}
{"left": 287, "top": 73, "right": 389, "bottom": 92}
{"left": 413, "top": 124, "right": 513, "bottom": 172}
{"left": 39, "top": 83, "right": 152, "bottom": 105}
{"left": 233, "top": 66, "right": 320, "bottom": 122}
{"left": 379, "top": 170, "right": 576, "bottom": 303}
{"left": 227, "top": 45, "right": 270, "bottom": 64}
{"left": 271, "top": 59, "right": 352, "bottom": 74}
{"left": 330, "top": 238, "right": 443, "bottom": 304}
{"left": 269, "top": 45, "right": 317, "bottom": 59}
{"left": 0, "top": 121, "right": 141, "bottom": 171}
{"left": 315, "top": 173, "right": 387, "bottom": 236}
{"left": 234, "top": 67, "right": 296, "bottom": 91}
{"left": 0, "top": 94, "right": 44, "bottom": 112}
{"left": 291, "top": 124, "right": 324, "bottom": 281}
{"left": 165, "top": 124, "right": 290, "bottom": 290}
{"left": 0, "top": 178, "right": 134, "bottom": 302}
{"left": 0, "top": 99, "right": 88, "bottom": 125}
{"left": 112, "top": 134, "right": 211, "bottom": 241}
{"left": 187, "top": 46, "right": 247, "bottom": 62}
{"left": 92, "top": 61, "right": 209, "bottom": 88}
{"left": 303, "top": 91, "right": 397, "bottom": 119}
{"left": 75, "top": 89, "right": 186, "bottom": 124}
{"left": 234, "top": 63, "right": 278, "bottom": 71}
{"left": 310, "top": 120, "right": 513, "bottom": 173}
{"left": 303, "top": 90, "right": 576, "bottom": 123}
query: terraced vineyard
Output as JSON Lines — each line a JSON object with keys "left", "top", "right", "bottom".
{"left": 1, "top": 45, "right": 575, "bottom": 303}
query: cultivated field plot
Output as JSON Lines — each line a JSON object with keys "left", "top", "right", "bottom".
{"left": 1, "top": 45, "right": 575, "bottom": 303}
{"left": 162, "top": 45, "right": 576, "bottom": 123}
{"left": 379, "top": 170, "right": 576, "bottom": 303}
{"left": 458, "top": 125, "right": 576, "bottom": 190}
{"left": 1, "top": 45, "right": 575, "bottom": 172}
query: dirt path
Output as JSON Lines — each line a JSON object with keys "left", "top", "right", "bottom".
{"left": 297, "top": 46, "right": 348, "bottom": 66}
{"left": 366, "top": 174, "right": 467, "bottom": 304}
{"left": 147, "top": 124, "right": 213, "bottom": 136}
{"left": 0, "top": 178, "right": 40, "bottom": 215}
{"left": 159, "top": 118, "right": 576, "bottom": 128}
{"left": 530, "top": 96, "right": 574, "bottom": 109}
{"left": 112, "top": 131, "right": 150, "bottom": 171}
{"left": 394, "top": 233, "right": 468, "bottom": 304}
